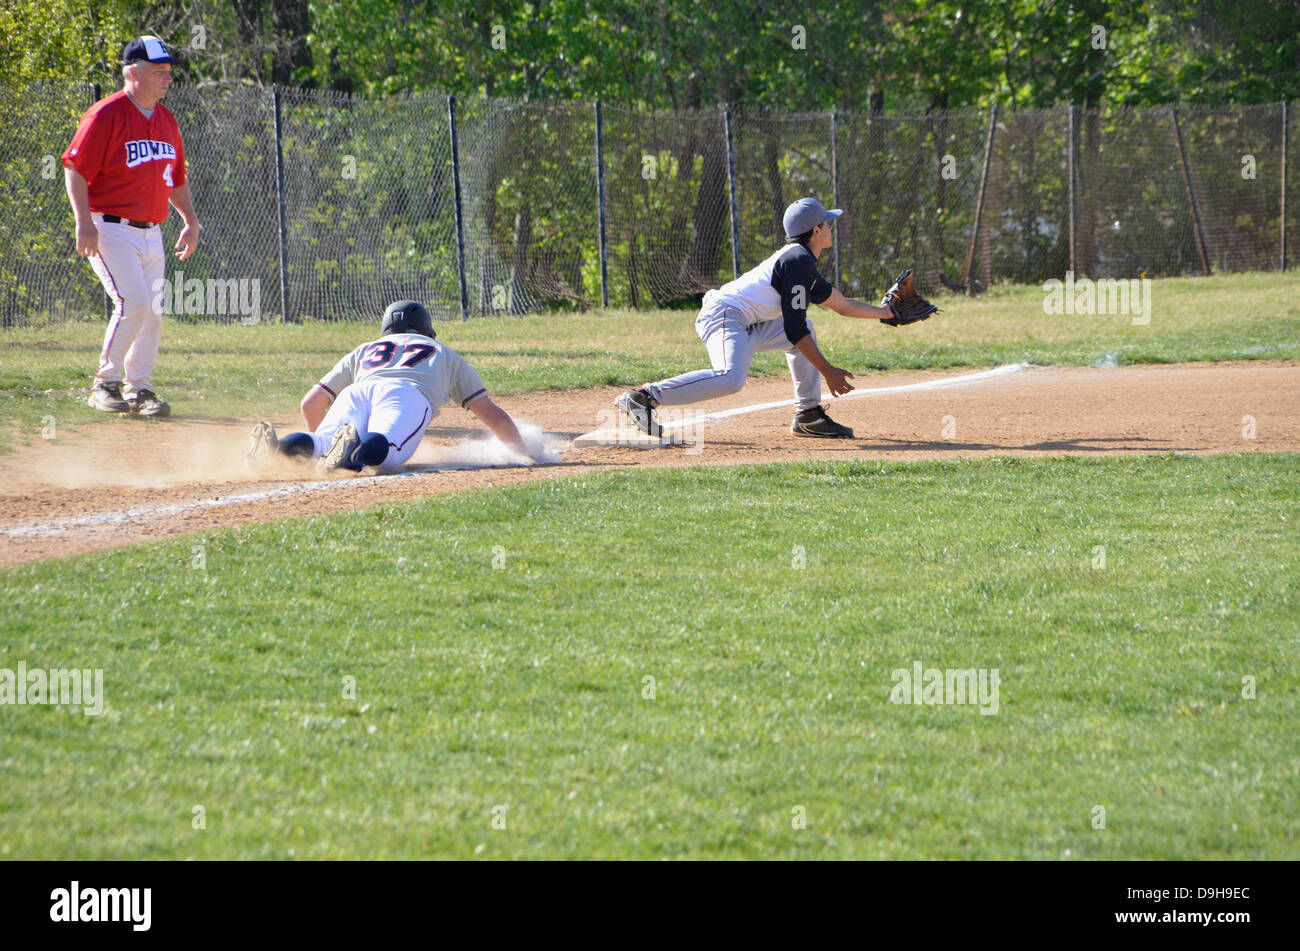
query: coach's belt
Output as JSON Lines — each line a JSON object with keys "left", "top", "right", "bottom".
{"left": 101, "top": 214, "right": 155, "bottom": 229}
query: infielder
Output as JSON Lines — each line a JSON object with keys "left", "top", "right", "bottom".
{"left": 248, "top": 300, "right": 532, "bottom": 473}
{"left": 63, "top": 35, "right": 200, "bottom": 418}
{"left": 616, "top": 198, "right": 909, "bottom": 439}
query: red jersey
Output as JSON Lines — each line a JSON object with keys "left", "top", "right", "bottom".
{"left": 62, "top": 90, "right": 187, "bottom": 223}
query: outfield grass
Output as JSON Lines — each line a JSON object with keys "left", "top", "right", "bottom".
{"left": 2, "top": 271, "right": 1297, "bottom": 446}
{"left": 2, "top": 454, "right": 1296, "bottom": 859}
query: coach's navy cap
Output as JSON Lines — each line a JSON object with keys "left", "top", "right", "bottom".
{"left": 783, "top": 197, "right": 843, "bottom": 239}
{"left": 122, "top": 36, "right": 181, "bottom": 65}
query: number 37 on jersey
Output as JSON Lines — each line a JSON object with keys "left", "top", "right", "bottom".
{"left": 360, "top": 340, "right": 436, "bottom": 369}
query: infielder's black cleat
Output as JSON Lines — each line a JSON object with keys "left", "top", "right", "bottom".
{"left": 88, "top": 381, "right": 130, "bottom": 413}
{"left": 791, "top": 405, "right": 854, "bottom": 438}
{"left": 129, "top": 388, "right": 171, "bottom": 418}
{"left": 615, "top": 388, "right": 660, "bottom": 437}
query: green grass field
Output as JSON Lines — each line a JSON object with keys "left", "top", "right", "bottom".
{"left": 3, "top": 271, "right": 1297, "bottom": 445}
{"left": 3, "top": 271, "right": 1296, "bottom": 859}
{"left": 2, "top": 455, "right": 1297, "bottom": 859}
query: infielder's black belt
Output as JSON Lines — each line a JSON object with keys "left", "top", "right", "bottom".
{"left": 101, "top": 214, "right": 155, "bottom": 229}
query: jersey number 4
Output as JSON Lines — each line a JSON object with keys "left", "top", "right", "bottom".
{"left": 162, "top": 162, "right": 173, "bottom": 187}
{"left": 361, "top": 340, "right": 437, "bottom": 369}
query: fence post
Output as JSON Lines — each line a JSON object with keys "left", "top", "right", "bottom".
{"left": 1171, "top": 108, "right": 1211, "bottom": 276}
{"left": 1067, "top": 103, "right": 1078, "bottom": 277}
{"left": 594, "top": 99, "right": 610, "bottom": 309}
{"left": 91, "top": 83, "right": 112, "bottom": 323}
{"left": 724, "top": 105, "right": 741, "bottom": 279}
{"left": 448, "top": 95, "right": 469, "bottom": 320}
{"left": 830, "top": 109, "right": 841, "bottom": 286}
{"left": 963, "top": 104, "right": 998, "bottom": 292}
{"left": 272, "top": 87, "right": 293, "bottom": 322}
{"left": 1282, "top": 100, "right": 1289, "bottom": 272}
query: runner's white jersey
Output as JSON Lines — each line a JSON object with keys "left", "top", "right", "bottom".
{"left": 315, "top": 333, "right": 487, "bottom": 416}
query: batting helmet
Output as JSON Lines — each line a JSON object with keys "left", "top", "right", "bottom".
{"left": 380, "top": 300, "right": 436, "bottom": 339}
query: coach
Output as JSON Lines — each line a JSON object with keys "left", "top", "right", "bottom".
{"left": 63, "top": 35, "right": 200, "bottom": 418}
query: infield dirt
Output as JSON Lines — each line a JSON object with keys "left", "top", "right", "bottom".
{"left": 1, "top": 361, "right": 1296, "bottom": 567}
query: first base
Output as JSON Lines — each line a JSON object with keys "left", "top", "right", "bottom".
{"left": 572, "top": 427, "right": 683, "bottom": 448}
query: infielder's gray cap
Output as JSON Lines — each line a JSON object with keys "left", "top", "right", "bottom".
{"left": 783, "top": 197, "right": 843, "bottom": 239}
{"left": 122, "top": 36, "right": 181, "bottom": 65}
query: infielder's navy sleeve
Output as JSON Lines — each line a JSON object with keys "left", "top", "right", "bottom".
{"left": 772, "top": 247, "right": 833, "bottom": 346}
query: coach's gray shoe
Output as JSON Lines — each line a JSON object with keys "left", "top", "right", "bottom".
{"left": 247, "top": 421, "right": 280, "bottom": 470}
{"left": 615, "top": 388, "right": 660, "bottom": 437}
{"left": 88, "top": 381, "right": 130, "bottom": 413}
{"left": 318, "top": 423, "right": 362, "bottom": 473}
{"left": 128, "top": 388, "right": 171, "bottom": 418}
{"left": 791, "top": 405, "right": 854, "bottom": 439}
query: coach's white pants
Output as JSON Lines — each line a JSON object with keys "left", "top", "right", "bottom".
{"left": 645, "top": 306, "right": 823, "bottom": 412}
{"left": 311, "top": 378, "right": 433, "bottom": 470}
{"left": 89, "top": 214, "right": 165, "bottom": 399}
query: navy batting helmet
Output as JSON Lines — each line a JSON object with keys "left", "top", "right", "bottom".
{"left": 380, "top": 300, "right": 435, "bottom": 339}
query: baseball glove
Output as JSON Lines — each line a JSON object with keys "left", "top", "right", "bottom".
{"left": 880, "top": 269, "right": 940, "bottom": 327}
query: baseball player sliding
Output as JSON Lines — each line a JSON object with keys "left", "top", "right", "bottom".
{"left": 248, "top": 300, "right": 534, "bottom": 474}
{"left": 63, "top": 36, "right": 200, "bottom": 418}
{"left": 616, "top": 198, "right": 935, "bottom": 439}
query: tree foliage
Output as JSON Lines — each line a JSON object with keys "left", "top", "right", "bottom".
{"left": 4, "top": 1, "right": 1295, "bottom": 324}
{"left": 5, "top": 1, "right": 1294, "bottom": 108}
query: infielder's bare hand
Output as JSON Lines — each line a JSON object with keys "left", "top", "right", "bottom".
{"left": 174, "top": 223, "right": 198, "bottom": 260}
{"left": 75, "top": 220, "right": 99, "bottom": 257}
{"left": 823, "top": 366, "right": 855, "bottom": 397}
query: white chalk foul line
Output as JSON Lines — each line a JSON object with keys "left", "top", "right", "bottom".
{"left": 5, "top": 364, "right": 1027, "bottom": 540}
{"left": 658, "top": 362, "right": 1029, "bottom": 430}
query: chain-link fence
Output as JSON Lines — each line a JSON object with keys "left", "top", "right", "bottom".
{"left": 277, "top": 89, "right": 460, "bottom": 321}
{"left": 165, "top": 85, "right": 281, "bottom": 323}
{"left": 602, "top": 103, "right": 733, "bottom": 308}
{"left": 2, "top": 83, "right": 1296, "bottom": 327}
{"left": 1, "top": 83, "right": 102, "bottom": 326}
{"left": 457, "top": 98, "right": 598, "bottom": 315}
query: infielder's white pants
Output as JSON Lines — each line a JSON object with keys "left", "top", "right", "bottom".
{"left": 310, "top": 378, "right": 433, "bottom": 471}
{"left": 645, "top": 307, "right": 823, "bottom": 412}
{"left": 89, "top": 214, "right": 165, "bottom": 399}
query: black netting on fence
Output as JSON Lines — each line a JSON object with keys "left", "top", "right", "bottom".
{"left": 1290, "top": 104, "right": 1299, "bottom": 273}
{"left": 279, "top": 89, "right": 459, "bottom": 322}
{"left": 456, "top": 98, "right": 597, "bottom": 316}
{"left": 1077, "top": 106, "right": 1199, "bottom": 277}
{"left": 976, "top": 107, "right": 1070, "bottom": 287}
{"left": 1, "top": 83, "right": 101, "bottom": 327}
{"left": 731, "top": 108, "right": 835, "bottom": 275}
{"left": 1, "top": 84, "right": 1296, "bottom": 328}
{"left": 163, "top": 86, "right": 280, "bottom": 321}
{"left": 1176, "top": 103, "right": 1285, "bottom": 274}
{"left": 602, "top": 104, "right": 733, "bottom": 308}
{"left": 835, "top": 109, "right": 990, "bottom": 299}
